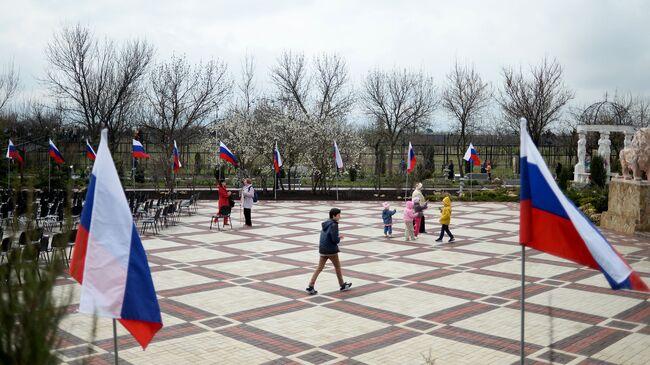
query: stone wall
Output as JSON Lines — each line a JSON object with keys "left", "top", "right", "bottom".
{"left": 601, "top": 179, "right": 650, "bottom": 234}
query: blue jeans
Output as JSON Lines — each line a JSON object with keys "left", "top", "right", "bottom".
{"left": 384, "top": 225, "right": 393, "bottom": 235}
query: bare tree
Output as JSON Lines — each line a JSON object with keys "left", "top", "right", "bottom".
{"left": 237, "top": 54, "right": 257, "bottom": 115}
{"left": 498, "top": 57, "right": 574, "bottom": 145}
{"left": 314, "top": 53, "right": 354, "bottom": 121}
{"left": 143, "top": 55, "right": 231, "bottom": 188}
{"left": 44, "top": 24, "right": 153, "bottom": 149}
{"left": 271, "top": 51, "right": 310, "bottom": 116}
{"left": 362, "top": 69, "right": 438, "bottom": 176}
{"left": 442, "top": 62, "right": 491, "bottom": 176}
{"left": 0, "top": 60, "right": 19, "bottom": 113}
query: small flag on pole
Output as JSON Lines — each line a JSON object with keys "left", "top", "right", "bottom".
{"left": 519, "top": 118, "right": 648, "bottom": 292}
{"left": 132, "top": 140, "right": 150, "bottom": 159}
{"left": 273, "top": 142, "right": 283, "bottom": 173}
{"left": 48, "top": 139, "right": 65, "bottom": 164}
{"left": 6, "top": 139, "right": 23, "bottom": 164}
{"left": 219, "top": 141, "right": 239, "bottom": 167}
{"left": 463, "top": 143, "right": 481, "bottom": 166}
{"left": 172, "top": 140, "right": 182, "bottom": 172}
{"left": 334, "top": 141, "right": 343, "bottom": 170}
{"left": 407, "top": 142, "right": 416, "bottom": 174}
{"left": 86, "top": 140, "right": 96, "bottom": 161}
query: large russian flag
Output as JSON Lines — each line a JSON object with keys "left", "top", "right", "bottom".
{"left": 463, "top": 143, "right": 481, "bottom": 166}
{"left": 86, "top": 140, "right": 96, "bottom": 161}
{"left": 70, "top": 129, "right": 163, "bottom": 348}
{"left": 334, "top": 141, "right": 343, "bottom": 170}
{"left": 219, "top": 141, "right": 238, "bottom": 167}
{"left": 273, "top": 142, "right": 283, "bottom": 173}
{"left": 48, "top": 139, "right": 65, "bottom": 164}
{"left": 6, "top": 139, "right": 23, "bottom": 164}
{"left": 132, "top": 139, "right": 150, "bottom": 159}
{"left": 172, "top": 140, "right": 181, "bottom": 173}
{"left": 519, "top": 118, "right": 648, "bottom": 292}
{"left": 407, "top": 142, "right": 416, "bottom": 173}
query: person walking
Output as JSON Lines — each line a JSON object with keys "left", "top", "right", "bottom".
{"left": 435, "top": 194, "right": 455, "bottom": 243}
{"left": 241, "top": 178, "right": 255, "bottom": 227}
{"left": 447, "top": 160, "right": 455, "bottom": 180}
{"left": 412, "top": 182, "right": 427, "bottom": 233}
{"left": 217, "top": 180, "right": 232, "bottom": 226}
{"left": 403, "top": 200, "right": 416, "bottom": 241}
{"left": 306, "top": 208, "right": 352, "bottom": 295}
{"left": 555, "top": 162, "right": 562, "bottom": 181}
{"left": 382, "top": 202, "right": 397, "bottom": 238}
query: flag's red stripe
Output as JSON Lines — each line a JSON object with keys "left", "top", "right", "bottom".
{"left": 49, "top": 150, "right": 65, "bottom": 164}
{"left": 521, "top": 204, "right": 599, "bottom": 270}
{"left": 119, "top": 319, "right": 163, "bottom": 349}
{"left": 69, "top": 224, "right": 90, "bottom": 283}
{"left": 220, "top": 153, "right": 238, "bottom": 166}
{"left": 132, "top": 151, "right": 150, "bottom": 159}
{"left": 629, "top": 272, "right": 650, "bottom": 292}
{"left": 86, "top": 151, "right": 96, "bottom": 161}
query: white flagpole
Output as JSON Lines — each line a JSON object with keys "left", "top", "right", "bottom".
{"left": 336, "top": 168, "right": 339, "bottom": 201}
{"left": 405, "top": 173, "right": 409, "bottom": 201}
{"left": 7, "top": 159, "right": 10, "bottom": 191}
{"left": 48, "top": 158, "right": 51, "bottom": 191}
{"left": 520, "top": 245, "right": 526, "bottom": 364}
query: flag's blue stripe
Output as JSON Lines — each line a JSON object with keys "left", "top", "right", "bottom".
{"left": 80, "top": 174, "right": 97, "bottom": 231}
{"left": 120, "top": 224, "right": 162, "bottom": 323}
{"left": 220, "top": 147, "right": 239, "bottom": 163}
{"left": 133, "top": 145, "right": 146, "bottom": 153}
{"left": 525, "top": 160, "right": 568, "bottom": 219}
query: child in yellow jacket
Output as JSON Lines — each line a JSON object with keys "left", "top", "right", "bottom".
{"left": 435, "top": 194, "right": 455, "bottom": 243}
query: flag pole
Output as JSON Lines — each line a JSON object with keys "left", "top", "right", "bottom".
{"left": 274, "top": 169, "right": 277, "bottom": 201}
{"left": 112, "top": 318, "right": 119, "bottom": 364}
{"left": 520, "top": 244, "right": 526, "bottom": 364}
{"left": 405, "top": 173, "right": 409, "bottom": 201}
{"left": 336, "top": 169, "right": 339, "bottom": 201}
{"left": 48, "top": 158, "right": 51, "bottom": 191}
{"left": 7, "top": 159, "right": 10, "bottom": 191}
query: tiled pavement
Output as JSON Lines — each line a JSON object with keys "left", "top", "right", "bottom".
{"left": 54, "top": 200, "right": 650, "bottom": 365}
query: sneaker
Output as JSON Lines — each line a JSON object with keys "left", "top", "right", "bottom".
{"left": 435, "top": 238, "right": 442, "bottom": 242}
{"left": 448, "top": 238, "right": 455, "bottom": 243}
{"left": 340, "top": 282, "right": 352, "bottom": 292}
{"left": 306, "top": 286, "right": 318, "bottom": 295}
{"left": 388, "top": 235, "right": 393, "bottom": 238}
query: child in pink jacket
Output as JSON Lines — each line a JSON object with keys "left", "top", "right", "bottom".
{"left": 403, "top": 200, "right": 416, "bottom": 241}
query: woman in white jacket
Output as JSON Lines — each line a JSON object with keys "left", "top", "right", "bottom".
{"left": 241, "top": 178, "right": 255, "bottom": 227}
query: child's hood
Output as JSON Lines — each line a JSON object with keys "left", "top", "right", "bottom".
{"left": 322, "top": 219, "right": 337, "bottom": 231}
{"left": 442, "top": 196, "right": 451, "bottom": 207}
{"left": 406, "top": 201, "right": 414, "bottom": 209}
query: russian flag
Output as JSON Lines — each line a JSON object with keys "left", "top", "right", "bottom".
{"left": 334, "top": 141, "right": 343, "bottom": 170}
{"left": 219, "top": 141, "right": 238, "bottom": 167}
{"left": 132, "top": 139, "right": 150, "bottom": 159}
{"left": 6, "top": 139, "right": 23, "bottom": 164}
{"left": 407, "top": 142, "right": 416, "bottom": 173}
{"left": 463, "top": 143, "right": 481, "bottom": 166}
{"left": 69, "top": 129, "right": 163, "bottom": 349}
{"left": 519, "top": 118, "right": 648, "bottom": 292}
{"left": 86, "top": 140, "right": 96, "bottom": 161}
{"left": 48, "top": 139, "right": 65, "bottom": 164}
{"left": 273, "top": 142, "right": 283, "bottom": 173}
{"left": 172, "top": 140, "right": 181, "bottom": 173}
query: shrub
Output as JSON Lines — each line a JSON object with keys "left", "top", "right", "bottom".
{"left": 558, "top": 166, "right": 573, "bottom": 191}
{"left": 590, "top": 155, "right": 607, "bottom": 188}
{"left": 566, "top": 186, "right": 608, "bottom": 215}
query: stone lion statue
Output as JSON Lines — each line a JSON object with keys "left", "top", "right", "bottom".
{"left": 620, "top": 128, "right": 650, "bottom": 182}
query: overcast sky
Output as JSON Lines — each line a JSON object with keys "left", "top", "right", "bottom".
{"left": 1, "top": 0, "right": 649, "bottom": 130}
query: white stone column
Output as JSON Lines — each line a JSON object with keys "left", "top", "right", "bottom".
{"left": 598, "top": 131, "right": 611, "bottom": 176}
{"left": 574, "top": 131, "right": 587, "bottom": 182}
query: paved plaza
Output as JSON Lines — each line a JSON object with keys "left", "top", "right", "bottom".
{"left": 55, "top": 200, "right": 650, "bottom": 365}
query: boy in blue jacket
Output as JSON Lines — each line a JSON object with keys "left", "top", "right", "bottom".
{"left": 306, "top": 208, "right": 352, "bottom": 295}
{"left": 382, "top": 202, "right": 397, "bottom": 238}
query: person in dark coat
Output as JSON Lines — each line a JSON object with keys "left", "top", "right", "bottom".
{"left": 447, "top": 160, "right": 455, "bottom": 180}
{"left": 306, "top": 208, "right": 352, "bottom": 295}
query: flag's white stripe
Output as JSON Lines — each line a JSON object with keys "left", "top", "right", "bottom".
{"left": 463, "top": 143, "right": 474, "bottom": 161}
{"left": 520, "top": 119, "right": 631, "bottom": 283}
{"left": 80, "top": 130, "right": 132, "bottom": 317}
{"left": 133, "top": 139, "right": 144, "bottom": 147}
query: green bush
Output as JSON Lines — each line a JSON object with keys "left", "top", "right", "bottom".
{"left": 425, "top": 188, "right": 519, "bottom": 202}
{"left": 559, "top": 166, "right": 573, "bottom": 191}
{"left": 566, "top": 187, "right": 608, "bottom": 213}
{"left": 590, "top": 155, "right": 607, "bottom": 188}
